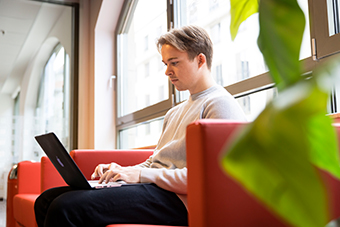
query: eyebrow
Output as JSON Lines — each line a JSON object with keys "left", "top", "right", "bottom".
{"left": 162, "top": 57, "right": 178, "bottom": 63}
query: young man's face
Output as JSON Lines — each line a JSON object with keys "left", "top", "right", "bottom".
{"left": 161, "top": 44, "right": 201, "bottom": 94}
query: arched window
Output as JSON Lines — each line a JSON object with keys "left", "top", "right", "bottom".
{"left": 35, "top": 43, "right": 70, "bottom": 151}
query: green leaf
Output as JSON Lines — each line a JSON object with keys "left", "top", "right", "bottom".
{"left": 221, "top": 78, "right": 339, "bottom": 227}
{"left": 225, "top": 0, "right": 340, "bottom": 226}
{"left": 308, "top": 57, "right": 340, "bottom": 179}
{"left": 230, "top": 0, "right": 259, "bottom": 40}
{"left": 257, "top": 0, "right": 305, "bottom": 91}
{"left": 307, "top": 113, "right": 340, "bottom": 179}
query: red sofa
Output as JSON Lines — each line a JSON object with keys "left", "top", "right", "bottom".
{"left": 7, "top": 120, "right": 340, "bottom": 227}
{"left": 7, "top": 150, "right": 155, "bottom": 227}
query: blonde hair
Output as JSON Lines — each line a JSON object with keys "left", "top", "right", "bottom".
{"left": 157, "top": 25, "right": 213, "bottom": 70}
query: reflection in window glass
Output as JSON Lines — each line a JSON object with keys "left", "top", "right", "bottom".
{"left": 326, "top": 0, "right": 340, "bottom": 36}
{"left": 236, "top": 87, "right": 278, "bottom": 121}
{"left": 175, "top": 0, "right": 310, "bottom": 101}
{"left": 119, "top": 118, "right": 164, "bottom": 149}
{"left": 117, "top": 0, "right": 168, "bottom": 117}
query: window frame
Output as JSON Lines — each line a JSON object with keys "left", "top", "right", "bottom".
{"left": 309, "top": 0, "right": 340, "bottom": 60}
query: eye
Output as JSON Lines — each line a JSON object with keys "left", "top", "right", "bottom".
{"left": 171, "top": 61, "right": 178, "bottom": 66}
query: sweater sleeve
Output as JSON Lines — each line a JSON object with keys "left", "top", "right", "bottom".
{"left": 132, "top": 112, "right": 171, "bottom": 169}
{"left": 133, "top": 158, "right": 153, "bottom": 168}
{"left": 139, "top": 167, "right": 187, "bottom": 194}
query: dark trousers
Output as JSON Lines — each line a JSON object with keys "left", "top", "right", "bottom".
{"left": 34, "top": 183, "right": 187, "bottom": 227}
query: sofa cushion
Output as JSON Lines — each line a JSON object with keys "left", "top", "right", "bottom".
{"left": 13, "top": 194, "right": 39, "bottom": 227}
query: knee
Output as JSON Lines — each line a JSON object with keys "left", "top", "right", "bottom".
{"left": 34, "top": 192, "right": 71, "bottom": 227}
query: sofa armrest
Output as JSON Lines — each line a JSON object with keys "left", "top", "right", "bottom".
{"left": 70, "top": 149, "right": 154, "bottom": 180}
{"left": 17, "top": 161, "right": 41, "bottom": 194}
{"left": 186, "top": 119, "right": 289, "bottom": 226}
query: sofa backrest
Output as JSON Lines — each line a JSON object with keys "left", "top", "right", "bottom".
{"left": 17, "top": 161, "right": 41, "bottom": 194}
{"left": 186, "top": 119, "right": 340, "bottom": 226}
{"left": 70, "top": 149, "right": 154, "bottom": 180}
{"left": 186, "top": 120, "right": 291, "bottom": 226}
{"left": 40, "top": 156, "right": 67, "bottom": 192}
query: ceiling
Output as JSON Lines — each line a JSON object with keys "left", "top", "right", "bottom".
{"left": 0, "top": 0, "right": 77, "bottom": 97}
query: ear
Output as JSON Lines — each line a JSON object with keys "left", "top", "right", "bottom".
{"left": 197, "top": 53, "right": 206, "bottom": 68}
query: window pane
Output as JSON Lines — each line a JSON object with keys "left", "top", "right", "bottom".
{"left": 35, "top": 45, "right": 70, "bottom": 151}
{"left": 298, "top": 0, "right": 312, "bottom": 60}
{"left": 327, "top": 0, "right": 340, "bottom": 36}
{"left": 236, "top": 87, "right": 277, "bottom": 121}
{"left": 175, "top": 0, "right": 310, "bottom": 101}
{"left": 331, "top": 64, "right": 340, "bottom": 113}
{"left": 119, "top": 118, "right": 164, "bottom": 149}
{"left": 117, "top": 0, "right": 168, "bottom": 117}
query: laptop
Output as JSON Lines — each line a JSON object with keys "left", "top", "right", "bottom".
{"left": 35, "top": 132, "right": 123, "bottom": 189}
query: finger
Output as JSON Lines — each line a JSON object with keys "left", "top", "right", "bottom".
{"left": 99, "top": 171, "right": 116, "bottom": 184}
{"left": 97, "top": 166, "right": 109, "bottom": 183}
{"left": 98, "top": 165, "right": 104, "bottom": 176}
{"left": 98, "top": 172, "right": 106, "bottom": 184}
{"left": 108, "top": 162, "right": 121, "bottom": 170}
{"left": 105, "top": 171, "right": 118, "bottom": 183}
{"left": 97, "top": 164, "right": 109, "bottom": 177}
{"left": 91, "top": 166, "right": 99, "bottom": 179}
{"left": 111, "top": 173, "right": 122, "bottom": 182}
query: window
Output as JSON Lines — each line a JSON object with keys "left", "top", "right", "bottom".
{"left": 12, "top": 94, "right": 20, "bottom": 163}
{"left": 327, "top": 0, "right": 340, "bottom": 36}
{"left": 214, "top": 64, "right": 223, "bottom": 86}
{"left": 236, "top": 87, "right": 278, "bottom": 121}
{"left": 116, "top": 0, "right": 169, "bottom": 148}
{"left": 211, "top": 23, "right": 221, "bottom": 44}
{"left": 309, "top": 0, "right": 340, "bottom": 113}
{"left": 118, "top": 118, "right": 164, "bottom": 148}
{"left": 116, "top": 0, "right": 338, "bottom": 149}
{"left": 35, "top": 44, "right": 70, "bottom": 152}
{"left": 310, "top": 0, "right": 340, "bottom": 59}
{"left": 144, "top": 62, "right": 150, "bottom": 78}
{"left": 173, "top": 0, "right": 311, "bottom": 102}
{"left": 144, "top": 35, "right": 149, "bottom": 51}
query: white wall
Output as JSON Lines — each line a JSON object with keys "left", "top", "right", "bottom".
{"left": 94, "top": 0, "right": 124, "bottom": 149}
{"left": 78, "top": 0, "right": 123, "bottom": 149}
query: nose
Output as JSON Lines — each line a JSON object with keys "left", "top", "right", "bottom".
{"left": 165, "top": 66, "right": 173, "bottom": 77}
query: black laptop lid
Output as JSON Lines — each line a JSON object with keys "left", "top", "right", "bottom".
{"left": 35, "top": 132, "right": 91, "bottom": 189}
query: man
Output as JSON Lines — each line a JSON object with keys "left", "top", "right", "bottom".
{"left": 34, "top": 25, "right": 246, "bottom": 227}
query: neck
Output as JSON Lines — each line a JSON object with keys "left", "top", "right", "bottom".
{"left": 189, "top": 70, "right": 216, "bottom": 95}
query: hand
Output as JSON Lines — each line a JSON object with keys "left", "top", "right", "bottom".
{"left": 91, "top": 162, "right": 121, "bottom": 180}
{"left": 98, "top": 166, "right": 141, "bottom": 184}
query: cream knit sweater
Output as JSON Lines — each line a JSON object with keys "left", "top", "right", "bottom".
{"left": 135, "top": 84, "right": 246, "bottom": 208}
